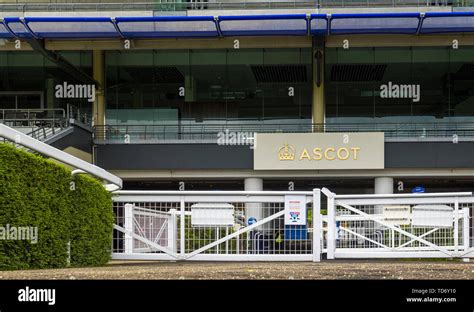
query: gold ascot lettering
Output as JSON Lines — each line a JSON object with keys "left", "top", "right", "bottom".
{"left": 324, "top": 147, "right": 335, "bottom": 160}
{"left": 297, "top": 147, "right": 361, "bottom": 161}
{"left": 313, "top": 148, "right": 322, "bottom": 160}
{"left": 337, "top": 147, "right": 349, "bottom": 160}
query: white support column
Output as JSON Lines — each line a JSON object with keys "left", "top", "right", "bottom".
{"left": 374, "top": 177, "right": 394, "bottom": 195}
{"left": 463, "top": 208, "right": 469, "bottom": 250}
{"left": 327, "top": 193, "right": 336, "bottom": 260}
{"left": 462, "top": 208, "right": 470, "bottom": 262}
{"left": 454, "top": 197, "right": 459, "bottom": 254}
{"left": 180, "top": 197, "right": 185, "bottom": 259}
{"left": 374, "top": 177, "right": 394, "bottom": 216}
{"left": 244, "top": 178, "right": 263, "bottom": 229}
{"left": 124, "top": 203, "right": 133, "bottom": 254}
{"left": 169, "top": 208, "right": 177, "bottom": 253}
{"left": 313, "top": 188, "right": 321, "bottom": 262}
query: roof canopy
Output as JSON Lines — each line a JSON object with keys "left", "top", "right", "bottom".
{"left": 1, "top": 12, "right": 473, "bottom": 39}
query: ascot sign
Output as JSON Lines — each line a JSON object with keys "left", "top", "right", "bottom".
{"left": 254, "top": 132, "right": 384, "bottom": 170}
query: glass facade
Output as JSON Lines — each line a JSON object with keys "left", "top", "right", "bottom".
{"left": 0, "top": 51, "right": 92, "bottom": 112}
{"left": 105, "top": 48, "right": 313, "bottom": 126}
{"left": 2, "top": 45, "right": 474, "bottom": 129}
{"left": 325, "top": 46, "right": 474, "bottom": 124}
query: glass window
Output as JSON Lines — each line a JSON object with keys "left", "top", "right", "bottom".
{"left": 105, "top": 48, "right": 312, "bottom": 126}
{"left": 325, "top": 46, "right": 474, "bottom": 124}
{"left": 0, "top": 51, "right": 92, "bottom": 113}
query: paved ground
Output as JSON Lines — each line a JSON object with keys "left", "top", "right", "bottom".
{"left": 0, "top": 260, "right": 473, "bottom": 280}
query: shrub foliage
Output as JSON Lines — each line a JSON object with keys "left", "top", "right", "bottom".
{"left": 0, "top": 143, "right": 113, "bottom": 270}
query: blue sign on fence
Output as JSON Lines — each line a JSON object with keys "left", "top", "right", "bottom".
{"left": 248, "top": 217, "right": 257, "bottom": 226}
{"left": 412, "top": 186, "right": 425, "bottom": 193}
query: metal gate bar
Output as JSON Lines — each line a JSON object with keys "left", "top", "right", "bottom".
{"left": 112, "top": 190, "right": 321, "bottom": 262}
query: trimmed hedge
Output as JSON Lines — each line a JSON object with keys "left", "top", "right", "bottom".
{"left": 0, "top": 143, "right": 113, "bottom": 270}
{"left": 70, "top": 175, "right": 113, "bottom": 267}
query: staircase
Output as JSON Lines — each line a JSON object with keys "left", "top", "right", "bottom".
{"left": 0, "top": 105, "right": 92, "bottom": 143}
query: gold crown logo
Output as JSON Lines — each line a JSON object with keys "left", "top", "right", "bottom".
{"left": 278, "top": 143, "right": 295, "bottom": 161}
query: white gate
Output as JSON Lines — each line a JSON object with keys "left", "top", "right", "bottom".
{"left": 111, "top": 188, "right": 473, "bottom": 261}
{"left": 112, "top": 190, "right": 322, "bottom": 261}
{"left": 321, "top": 188, "right": 474, "bottom": 260}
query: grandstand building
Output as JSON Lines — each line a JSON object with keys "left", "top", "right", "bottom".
{"left": 1, "top": 0, "right": 474, "bottom": 199}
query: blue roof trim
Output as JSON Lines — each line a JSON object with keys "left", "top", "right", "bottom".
{"left": 310, "top": 14, "right": 328, "bottom": 35}
{"left": 329, "top": 12, "right": 422, "bottom": 35}
{"left": 4, "top": 17, "right": 32, "bottom": 39}
{"left": 0, "top": 18, "right": 17, "bottom": 39}
{"left": 424, "top": 11, "right": 474, "bottom": 17}
{"left": 0, "top": 12, "right": 473, "bottom": 39}
{"left": 115, "top": 15, "right": 218, "bottom": 39}
{"left": 115, "top": 15, "right": 215, "bottom": 22}
{"left": 7, "top": 16, "right": 119, "bottom": 39}
{"left": 25, "top": 17, "right": 112, "bottom": 22}
{"left": 421, "top": 11, "right": 474, "bottom": 34}
{"left": 330, "top": 12, "right": 421, "bottom": 18}
{"left": 218, "top": 14, "right": 309, "bottom": 36}
{"left": 218, "top": 14, "right": 308, "bottom": 20}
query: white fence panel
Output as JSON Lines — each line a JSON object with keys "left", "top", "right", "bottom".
{"left": 322, "top": 188, "right": 474, "bottom": 260}
{"left": 112, "top": 190, "right": 321, "bottom": 262}
{"left": 111, "top": 188, "right": 473, "bottom": 261}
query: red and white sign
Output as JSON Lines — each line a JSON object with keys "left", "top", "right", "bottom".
{"left": 284, "top": 195, "right": 307, "bottom": 225}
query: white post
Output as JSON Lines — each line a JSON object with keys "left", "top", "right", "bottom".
{"left": 313, "top": 188, "right": 321, "bottom": 262}
{"left": 169, "top": 208, "right": 177, "bottom": 253}
{"left": 454, "top": 197, "right": 459, "bottom": 255}
{"left": 180, "top": 197, "right": 185, "bottom": 259}
{"left": 237, "top": 235, "right": 240, "bottom": 254}
{"left": 327, "top": 192, "right": 336, "bottom": 260}
{"left": 124, "top": 203, "right": 133, "bottom": 254}
{"left": 244, "top": 178, "right": 264, "bottom": 230}
{"left": 374, "top": 177, "right": 393, "bottom": 213}
{"left": 216, "top": 227, "right": 220, "bottom": 254}
{"left": 463, "top": 208, "right": 470, "bottom": 262}
{"left": 225, "top": 227, "right": 229, "bottom": 254}
{"left": 463, "top": 208, "right": 470, "bottom": 250}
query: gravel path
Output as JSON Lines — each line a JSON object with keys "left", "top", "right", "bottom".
{"left": 0, "top": 260, "right": 473, "bottom": 280}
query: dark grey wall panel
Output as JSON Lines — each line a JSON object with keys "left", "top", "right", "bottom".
{"left": 95, "top": 141, "right": 474, "bottom": 170}
{"left": 95, "top": 144, "right": 253, "bottom": 170}
{"left": 50, "top": 125, "right": 93, "bottom": 154}
{"left": 385, "top": 142, "right": 474, "bottom": 168}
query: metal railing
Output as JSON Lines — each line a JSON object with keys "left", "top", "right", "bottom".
{"left": 93, "top": 121, "right": 474, "bottom": 142}
{"left": 0, "top": 0, "right": 465, "bottom": 13}
{"left": 112, "top": 189, "right": 318, "bottom": 261}
{"left": 0, "top": 105, "right": 93, "bottom": 142}
{"left": 322, "top": 187, "right": 473, "bottom": 259}
{"left": 67, "top": 104, "right": 92, "bottom": 127}
{"left": 27, "top": 124, "right": 72, "bottom": 141}
{"left": 112, "top": 188, "right": 472, "bottom": 261}
{"left": 0, "top": 123, "right": 123, "bottom": 191}
{"left": 0, "top": 108, "right": 69, "bottom": 142}
{"left": 0, "top": 108, "right": 67, "bottom": 128}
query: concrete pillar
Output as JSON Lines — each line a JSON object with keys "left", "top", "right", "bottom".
{"left": 46, "top": 77, "right": 55, "bottom": 110}
{"left": 312, "top": 36, "right": 325, "bottom": 132}
{"left": 374, "top": 177, "right": 394, "bottom": 195}
{"left": 374, "top": 177, "right": 394, "bottom": 218}
{"left": 92, "top": 50, "right": 105, "bottom": 128}
{"left": 244, "top": 177, "right": 263, "bottom": 191}
{"left": 184, "top": 75, "right": 196, "bottom": 102}
{"left": 244, "top": 178, "right": 263, "bottom": 229}
{"left": 45, "top": 77, "right": 55, "bottom": 119}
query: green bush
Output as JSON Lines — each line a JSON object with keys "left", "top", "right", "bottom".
{"left": 70, "top": 174, "right": 113, "bottom": 267}
{"left": 0, "top": 143, "right": 113, "bottom": 270}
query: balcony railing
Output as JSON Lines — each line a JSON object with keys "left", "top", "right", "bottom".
{"left": 93, "top": 122, "right": 474, "bottom": 143}
{"left": 0, "top": 108, "right": 67, "bottom": 128}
